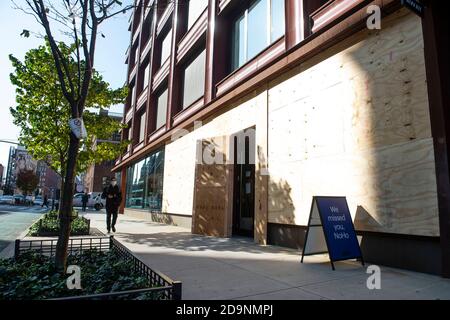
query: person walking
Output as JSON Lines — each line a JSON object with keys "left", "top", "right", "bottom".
{"left": 41, "top": 194, "right": 49, "bottom": 209}
{"left": 102, "top": 178, "right": 122, "bottom": 234}
{"left": 81, "top": 191, "right": 89, "bottom": 212}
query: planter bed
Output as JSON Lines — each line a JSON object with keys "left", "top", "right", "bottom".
{"left": 28, "top": 211, "right": 90, "bottom": 237}
{"left": 0, "top": 236, "right": 181, "bottom": 300}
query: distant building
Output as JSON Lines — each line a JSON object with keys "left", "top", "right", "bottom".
{"left": 83, "top": 110, "right": 122, "bottom": 193}
{"left": 36, "top": 160, "right": 61, "bottom": 197}
{"left": 5, "top": 146, "right": 19, "bottom": 194}
{"left": 4, "top": 146, "right": 60, "bottom": 196}
{"left": 15, "top": 146, "right": 37, "bottom": 172}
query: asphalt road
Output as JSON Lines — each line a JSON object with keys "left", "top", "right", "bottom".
{"left": 0, "top": 205, "right": 47, "bottom": 253}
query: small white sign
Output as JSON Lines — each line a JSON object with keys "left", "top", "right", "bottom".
{"left": 69, "top": 118, "right": 87, "bottom": 139}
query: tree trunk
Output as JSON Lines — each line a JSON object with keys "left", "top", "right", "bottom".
{"left": 58, "top": 179, "right": 64, "bottom": 214}
{"left": 55, "top": 133, "right": 80, "bottom": 272}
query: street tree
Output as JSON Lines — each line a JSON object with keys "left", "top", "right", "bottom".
{"left": 10, "top": 43, "right": 128, "bottom": 195}
{"left": 16, "top": 169, "right": 39, "bottom": 196}
{"left": 14, "top": 0, "right": 135, "bottom": 271}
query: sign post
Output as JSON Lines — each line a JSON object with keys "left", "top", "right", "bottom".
{"left": 301, "top": 196, "right": 364, "bottom": 270}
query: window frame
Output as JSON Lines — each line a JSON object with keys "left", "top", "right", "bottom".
{"left": 138, "top": 112, "right": 147, "bottom": 143}
{"left": 155, "top": 86, "right": 169, "bottom": 130}
{"left": 125, "top": 148, "right": 165, "bottom": 212}
{"left": 230, "top": 0, "right": 285, "bottom": 72}
{"left": 181, "top": 47, "right": 207, "bottom": 110}
{"left": 187, "top": 0, "right": 209, "bottom": 30}
{"left": 159, "top": 27, "right": 173, "bottom": 67}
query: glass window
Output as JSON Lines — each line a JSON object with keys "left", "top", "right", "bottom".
{"left": 182, "top": 49, "right": 206, "bottom": 109}
{"left": 247, "top": 0, "right": 268, "bottom": 61}
{"left": 271, "top": 0, "right": 285, "bottom": 41}
{"left": 134, "top": 47, "right": 139, "bottom": 64}
{"left": 147, "top": 150, "right": 164, "bottom": 211}
{"left": 187, "top": 0, "right": 208, "bottom": 29}
{"left": 143, "top": 63, "right": 150, "bottom": 89}
{"left": 131, "top": 85, "right": 136, "bottom": 105}
{"left": 139, "top": 112, "right": 146, "bottom": 143}
{"left": 127, "top": 124, "right": 132, "bottom": 152}
{"left": 125, "top": 148, "right": 165, "bottom": 212}
{"left": 160, "top": 28, "right": 172, "bottom": 65}
{"left": 156, "top": 88, "right": 168, "bottom": 129}
{"left": 125, "top": 158, "right": 147, "bottom": 209}
{"left": 231, "top": 0, "right": 285, "bottom": 71}
{"left": 232, "top": 14, "right": 246, "bottom": 71}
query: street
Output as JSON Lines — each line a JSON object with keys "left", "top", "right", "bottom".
{"left": 0, "top": 205, "right": 47, "bottom": 254}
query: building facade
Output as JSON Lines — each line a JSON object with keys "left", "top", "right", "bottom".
{"left": 4, "top": 147, "right": 17, "bottom": 194}
{"left": 114, "top": 0, "right": 450, "bottom": 277}
{"left": 35, "top": 160, "right": 61, "bottom": 197}
{"left": 4, "top": 146, "right": 61, "bottom": 196}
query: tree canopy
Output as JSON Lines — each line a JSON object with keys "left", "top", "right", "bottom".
{"left": 10, "top": 42, "right": 129, "bottom": 180}
{"left": 16, "top": 169, "right": 39, "bottom": 196}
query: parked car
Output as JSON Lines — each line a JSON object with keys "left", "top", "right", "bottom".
{"left": 0, "top": 195, "right": 15, "bottom": 205}
{"left": 93, "top": 194, "right": 106, "bottom": 211}
{"left": 73, "top": 192, "right": 103, "bottom": 209}
{"left": 25, "top": 195, "right": 34, "bottom": 205}
{"left": 33, "top": 196, "right": 44, "bottom": 206}
{"left": 14, "top": 195, "right": 25, "bottom": 205}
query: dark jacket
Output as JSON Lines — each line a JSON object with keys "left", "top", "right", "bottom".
{"left": 81, "top": 193, "right": 89, "bottom": 204}
{"left": 102, "top": 185, "right": 122, "bottom": 212}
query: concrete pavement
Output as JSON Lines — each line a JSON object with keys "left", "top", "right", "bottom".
{"left": 84, "top": 211, "right": 450, "bottom": 300}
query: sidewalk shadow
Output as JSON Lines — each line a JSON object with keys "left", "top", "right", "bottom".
{"left": 116, "top": 231, "right": 297, "bottom": 255}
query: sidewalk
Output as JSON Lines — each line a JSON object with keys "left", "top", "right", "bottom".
{"left": 85, "top": 212, "right": 450, "bottom": 300}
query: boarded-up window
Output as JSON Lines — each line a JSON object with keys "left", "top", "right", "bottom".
{"left": 183, "top": 49, "right": 206, "bottom": 109}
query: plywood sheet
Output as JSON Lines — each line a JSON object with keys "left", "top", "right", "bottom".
{"left": 267, "top": 11, "right": 439, "bottom": 236}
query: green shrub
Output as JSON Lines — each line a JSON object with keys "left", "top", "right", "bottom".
{"left": 0, "top": 250, "right": 157, "bottom": 300}
{"left": 28, "top": 211, "right": 89, "bottom": 236}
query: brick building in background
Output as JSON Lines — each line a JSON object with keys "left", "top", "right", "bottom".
{"left": 36, "top": 160, "right": 61, "bottom": 197}
{"left": 83, "top": 110, "right": 123, "bottom": 193}
{"left": 4, "top": 146, "right": 60, "bottom": 196}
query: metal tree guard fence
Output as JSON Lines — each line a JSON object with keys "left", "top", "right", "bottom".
{"left": 14, "top": 236, "right": 182, "bottom": 300}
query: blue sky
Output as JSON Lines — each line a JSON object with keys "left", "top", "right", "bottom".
{"left": 0, "top": 0, "right": 132, "bottom": 170}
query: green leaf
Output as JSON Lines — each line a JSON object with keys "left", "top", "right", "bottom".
{"left": 9, "top": 42, "right": 130, "bottom": 178}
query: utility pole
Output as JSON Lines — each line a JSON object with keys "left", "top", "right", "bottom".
{"left": 0, "top": 139, "right": 19, "bottom": 145}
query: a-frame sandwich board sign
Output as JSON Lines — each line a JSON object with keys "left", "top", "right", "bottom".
{"left": 301, "top": 196, "right": 364, "bottom": 270}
